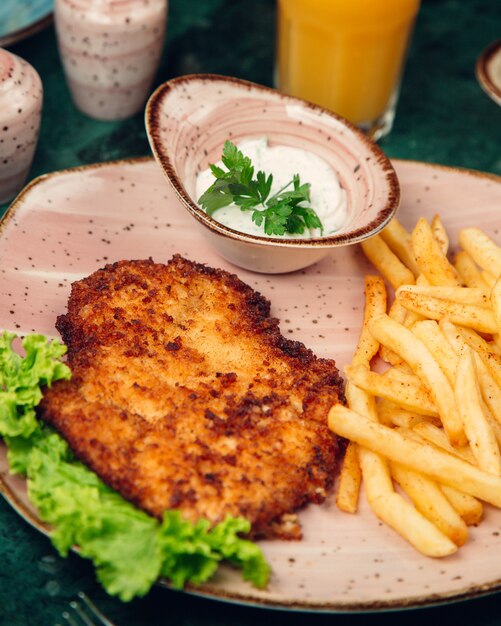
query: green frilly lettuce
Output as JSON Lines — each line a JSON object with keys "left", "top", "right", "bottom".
{"left": 0, "top": 331, "right": 270, "bottom": 601}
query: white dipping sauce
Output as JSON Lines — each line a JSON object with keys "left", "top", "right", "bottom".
{"left": 195, "top": 138, "right": 347, "bottom": 239}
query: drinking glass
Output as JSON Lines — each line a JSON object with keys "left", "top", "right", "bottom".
{"left": 276, "top": 0, "right": 420, "bottom": 140}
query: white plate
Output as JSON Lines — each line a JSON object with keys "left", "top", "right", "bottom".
{"left": 0, "top": 157, "right": 500, "bottom": 612}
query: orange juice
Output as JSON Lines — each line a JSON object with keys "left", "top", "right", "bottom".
{"left": 277, "top": 0, "right": 420, "bottom": 133}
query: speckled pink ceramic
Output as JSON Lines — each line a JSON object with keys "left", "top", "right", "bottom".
{"left": 0, "top": 49, "right": 42, "bottom": 204}
{"left": 146, "top": 74, "right": 400, "bottom": 273}
{"left": 55, "top": 0, "right": 167, "bottom": 120}
{"left": 1, "top": 158, "right": 500, "bottom": 611}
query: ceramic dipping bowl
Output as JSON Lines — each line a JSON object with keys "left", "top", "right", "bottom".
{"left": 145, "top": 73, "right": 400, "bottom": 274}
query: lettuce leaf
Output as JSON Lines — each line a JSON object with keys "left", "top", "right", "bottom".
{"left": 0, "top": 331, "right": 270, "bottom": 601}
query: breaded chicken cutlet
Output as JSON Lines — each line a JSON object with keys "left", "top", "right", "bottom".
{"left": 39, "top": 255, "right": 344, "bottom": 539}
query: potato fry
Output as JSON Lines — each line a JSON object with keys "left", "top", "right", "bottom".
{"left": 459, "top": 326, "right": 501, "bottom": 358}
{"left": 492, "top": 277, "right": 501, "bottom": 334}
{"left": 363, "top": 484, "right": 457, "bottom": 555}
{"left": 344, "top": 381, "right": 447, "bottom": 555}
{"left": 361, "top": 235, "right": 415, "bottom": 290}
{"left": 411, "top": 421, "right": 475, "bottom": 464}
{"left": 398, "top": 285, "right": 491, "bottom": 308}
{"left": 345, "top": 382, "right": 387, "bottom": 515}
{"left": 454, "top": 348, "right": 501, "bottom": 474}
{"left": 411, "top": 320, "right": 458, "bottom": 386}
{"left": 440, "top": 486, "right": 483, "bottom": 526}
{"left": 454, "top": 250, "right": 488, "bottom": 288}
{"left": 345, "top": 379, "right": 377, "bottom": 419}
{"left": 336, "top": 442, "right": 362, "bottom": 513}
{"left": 339, "top": 275, "right": 387, "bottom": 513}
{"left": 382, "top": 366, "right": 422, "bottom": 385}
{"left": 459, "top": 326, "right": 501, "bottom": 389}
{"left": 397, "top": 290, "right": 498, "bottom": 334}
{"left": 390, "top": 462, "right": 468, "bottom": 546}
{"left": 368, "top": 315, "right": 466, "bottom": 445}
{"left": 358, "top": 447, "right": 393, "bottom": 502}
{"left": 345, "top": 382, "right": 395, "bottom": 523}
{"left": 440, "top": 322, "right": 501, "bottom": 430}
{"left": 352, "top": 276, "right": 387, "bottom": 367}
{"left": 345, "top": 364, "right": 438, "bottom": 417}
{"left": 475, "top": 354, "right": 501, "bottom": 424}
{"left": 381, "top": 300, "right": 408, "bottom": 365}
{"left": 441, "top": 320, "right": 501, "bottom": 393}
{"left": 342, "top": 218, "right": 501, "bottom": 558}
{"left": 459, "top": 227, "right": 501, "bottom": 276}
{"left": 439, "top": 318, "right": 465, "bottom": 355}
{"left": 328, "top": 405, "right": 501, "bottom": 507}
{"left": 379, "top": 217, "right": 420, "bottom": 277}
{"left": 388, "top": 298, "right": 407, "bottom": 324}
{"left": 483, "top": 402, "right": 501, "bottom": 448}
{"left": 376, "top": 398, "right": 430, "bottom": 429}
{"left": 411, "top": 218, "right": 461, "bottom": 286}
{"left": 402, "top": 275, "right": 428, "bottom": 328}
{"left": 430, "top": 214, "right": 449, "bottom": 255}
{"left": 358, "top": 447, "right": 457, "bottom": 557}
{"left": 482, "top": 271, "right": 498, "bottom": 289}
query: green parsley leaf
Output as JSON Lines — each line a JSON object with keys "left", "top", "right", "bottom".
{"left": 198, "top": 141, "right": 323, "bottom": 236}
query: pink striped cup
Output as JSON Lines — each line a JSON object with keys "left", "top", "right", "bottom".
{"left": 55, "top": 0, "right": 168, "bottom": 121}
{"left": 0, "top": 49, "right": 43, "bottom": 204}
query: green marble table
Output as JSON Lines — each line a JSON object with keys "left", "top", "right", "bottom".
{"left": 1, "top": 0, "right": 500, "bottom": 624}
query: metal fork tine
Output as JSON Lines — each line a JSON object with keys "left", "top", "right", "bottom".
{"left": 77, "top": 592, "right": 114, "bottom": 626}
{"left": 61, "top": 610, "right": 81, "bottom": 626}
{"left": 59, "top": 592, "right": 114, "bottom": 626}
{"left": 69, "top": 600, "right": 97, "bottom": 626}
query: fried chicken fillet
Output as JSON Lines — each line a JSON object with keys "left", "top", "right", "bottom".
{"left": 39, "top": 256, "right": 344, "bottom": 538}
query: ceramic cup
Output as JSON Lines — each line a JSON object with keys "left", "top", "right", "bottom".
{"left": 0, "top": 49, "right": 43, "bottom": 204}
{"left": 276, "top": 0, "right": 420, "bottom": 141}
{"left": 146, "top": 74, "right": 400, "bottom": 273}
{"left": 54, "top": 0, "right": 168, "bottom": 121}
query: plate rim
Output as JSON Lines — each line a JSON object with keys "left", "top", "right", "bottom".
{"left": 1, "top": 156, "right": 501, "bottom": 613}
{"left": 476, "top": 39, "right": 501, "bottom": 106}
{"left": 2, "top": 156, "right": 500, "bottom": 233}
{"left": 0, "top": 10, "right": 53, "bottom": 48}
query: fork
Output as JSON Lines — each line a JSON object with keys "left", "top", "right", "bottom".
{"left": 56, "top": 591, "right": 115, "bottom": 626}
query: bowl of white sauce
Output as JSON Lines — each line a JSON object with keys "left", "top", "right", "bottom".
{"left": 146, "top": 74, "right": 400, "bottom": 273}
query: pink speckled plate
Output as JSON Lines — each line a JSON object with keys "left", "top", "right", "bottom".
{"left": 0, "top": 158, "right": 500, "bottom": 612}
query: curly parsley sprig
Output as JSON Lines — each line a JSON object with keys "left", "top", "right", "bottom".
{"left": 198, "top": 141, "right": 324, "bottom": 237}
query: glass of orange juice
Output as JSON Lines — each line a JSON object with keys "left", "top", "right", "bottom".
{"left": 276, "top": 0, "right": 420, "bottom": 140}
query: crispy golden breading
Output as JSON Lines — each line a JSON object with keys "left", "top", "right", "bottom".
{"left": 39, "top": 256, "right": 343, "bottom": 538}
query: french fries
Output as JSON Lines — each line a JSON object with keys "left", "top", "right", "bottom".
{"left": 430, "top": 214, "right": 449, "bottom": 255}
{"left": 329, "top": 405, "right": 501, "bottom": 507}
{"left": 368, "top": 315, "right": 466, "bottom": 445}
{"left": 345, "top": 364, "right": 438, "bottom": 417}
{"left": 454, "top": 250, "right": 487, "bottom": 288}
{"left": 389, "top": 462, "right": 468, "bottom": 546}
{"left": 459, "top": 228, "right": 501, "bottom": 276}
{"left": 398, "top": 285, "right": 491, "bottom": 308}
{"left": 440, "top": 486, "right": 483, "bottom": 526}
{"left": 332, "top": 215, "right": 501, "bottom": 558}
{"left": 492, "top": 277, "right": 501, "bottom": 333}
{"left": 396, "top": 290, "right": 498, "bottom": 334}
{"left": 454, "top": 349, "right": 501, "bottom": 474}
{"left": 379, "top": 217, "right": 420, "bottom": 277}
{"left": 335, "top": 441, "right": 362, "bottom": 513}
{"left": 411, "top": 218, "right": 461, "bottom": 286}
{"left": 360, "top": 235, "right": 415, "bottom": 289}
{"left": 351, "top": 276, "right": 387, "bottom": 367}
